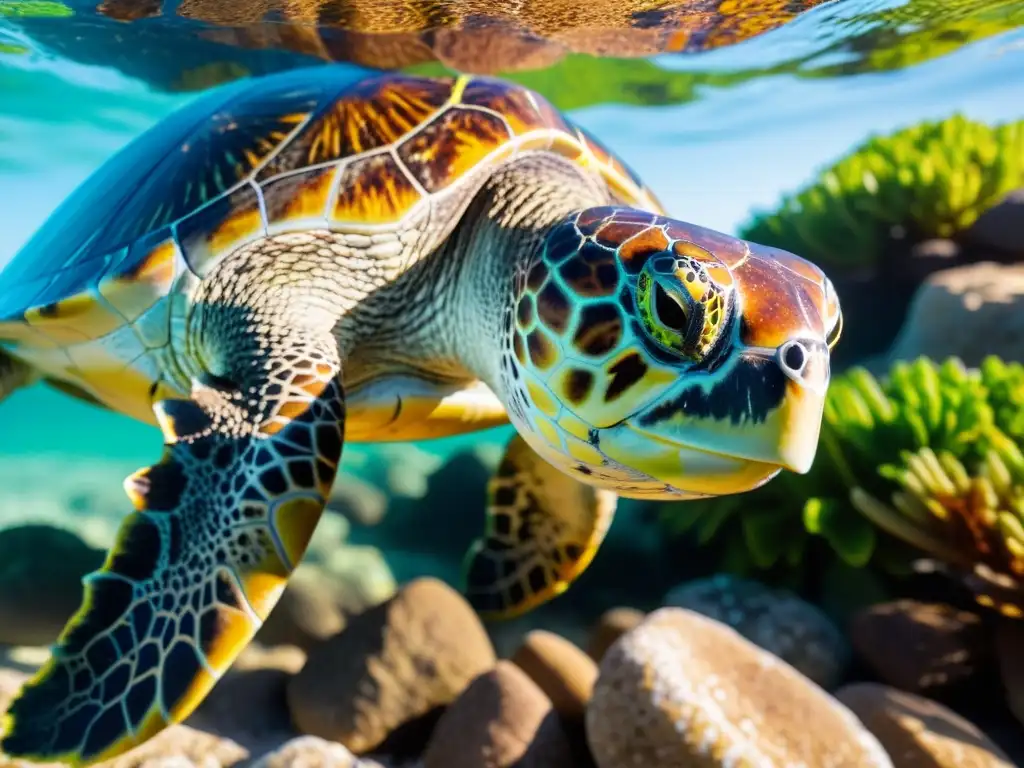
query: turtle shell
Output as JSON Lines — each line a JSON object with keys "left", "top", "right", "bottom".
{"left": 0, "top": 67, "right": 663, "bottom": 351}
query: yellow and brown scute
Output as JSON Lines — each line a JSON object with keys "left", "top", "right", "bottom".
{"left": 501, "top": 205, "right": 843, "bottom": 500}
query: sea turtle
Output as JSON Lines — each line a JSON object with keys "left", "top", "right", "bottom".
{"left": 0, "top": 66, "right": 841, "bottom": 765}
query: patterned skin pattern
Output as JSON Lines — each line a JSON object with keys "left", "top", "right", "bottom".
{"left": 496, "top": 205, "right": 842, "bottom": 500}
{"left": 0, "top": 68, "right": 843, "bottom": 764}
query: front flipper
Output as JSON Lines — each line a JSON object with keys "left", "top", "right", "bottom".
{"left": 0, "top": 371, "right": 345, "bottom": 766}
{"left": 463, "top": 434, "right": 617, "bottom": 620}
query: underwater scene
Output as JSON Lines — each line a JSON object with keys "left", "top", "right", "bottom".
{"left": 1, "top": 0, "right": 1024, "bottom": 765}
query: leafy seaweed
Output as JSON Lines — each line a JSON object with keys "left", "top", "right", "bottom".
{"left": 660, "top": 356, "right": 1024, "bottom": 615}
{"left": 739, "top": 115, "right": 1024, "bottom": 275}
{"left": 0, "top": 1, "right": 73, "bottom": 18}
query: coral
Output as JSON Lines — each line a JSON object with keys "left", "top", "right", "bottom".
{"left": 659, "top": 356, "right": 1024, "bottom": 616}
{"left": 739, "top": 115, "right": 1024, "bottom": 275}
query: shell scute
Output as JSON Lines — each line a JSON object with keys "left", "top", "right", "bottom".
{"left": 93, "top": 83, "right": 322, "bottom": 259}
{"left": 263, "top": 166, "right": 338, "bottom": 234}
{"left": 459, "top": 77, "right": 563, "bottom": 137}
{"left": 23, "top": 290, "right": 124, "bottom": 345}
{"left": 176, "top": 182, "right": 266, "bottom": 277}
{"left": 332, "top": 153, "right": 424, "bottom": 226}
{"left": 396, "top": 106, "right": 512, "bottom": 193}
{"left": 98, "top": 235, "right": 183, "bottom": 324}
{"left": 1, "top": 68, "right": 663, "bottom": 378}
{"left": 258, "top": 74, "right": 455, "bottom": 179}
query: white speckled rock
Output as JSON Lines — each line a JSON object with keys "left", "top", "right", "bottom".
{"left": 586, "top": 607, "right": 894, "bottom": 768}
{"left": 664, "top": 574, "right": 849, "bottom": 689}
{"left": 249, "top": 736, "right": 396, "bottom": 768}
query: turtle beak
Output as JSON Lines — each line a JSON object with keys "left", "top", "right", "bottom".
{"left": 597, "top": 340, "right": 830, "bottom": 497}
{"left": 771, "top": 337, "right": 831, "bottom": 474}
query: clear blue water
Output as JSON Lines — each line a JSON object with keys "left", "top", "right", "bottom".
{"left": 2, "top": 0, "right": 1022, "bottom": 469}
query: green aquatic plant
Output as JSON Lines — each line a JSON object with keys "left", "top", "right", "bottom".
{"left": 739, "top": 115, "right": 1024, "bottom": 275}
{"left": 404, "top": 54, "right": 754, "bottom": 112}
{"left": 660, "top": 356, "right": 1024, "bottom": 616}
{"left": 0, "top": 0, "right": 73, "bottom": 18}
{"left": 820, "top": 0, "right": 1024, "bottom": 77}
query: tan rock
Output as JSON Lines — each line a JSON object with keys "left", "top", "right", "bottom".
{"left": 422, "top": 661, "right": 574, "bottom": 768}
{"left": 256, "top": 556, "right": 395, "bottom": 651}
{"left": 0, "top": 524, "right": 104, "bottom": 647}
{"left": 995, "top": 619, "right": 1024, "bottom": 729}
{"left": 327, "top": 474, "right": 388, "bottom": 528}
{"left": 287, "top": 577, "right": 495, "bottom": 755}
{"left": 510, "top": 630, "right": 597, "bottom": 722}
{"left": 586, "top": 607, "right": 893, "bottom": 768}
{"left": 256, "top": 565, "right": 348, "bottom": 650}
{"left": 888, "top": 262, "right": 1024, "bottom": 366}
{"left": 586, "top": 607, "right": 645, "bottom": 663}
{"left": 188, "top": 654, "right": 300, "bottom": 754}
{"left": 836, "top": 683, "right": 1014, "bottom": 767}
{"left": 232, "top": 643, "right": 307, "bottom": 674}
{"left": 849, "top": 601, "right": 989, "bottom": 694}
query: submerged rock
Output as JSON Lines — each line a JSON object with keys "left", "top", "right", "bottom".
{"left": 962, "top": 189, "right": 1024, "bottom": 257}
{"left": 0, "top": 524, "right": 104, "bottom": 646}
{"left": 256, "top": 552, "right": 396, "bottom": 651}
{"left": 189, "top": 645, "right": 305, "bottom": 754}
{"left": 586, "top": 607, "right": 646, "bottom": 663}
{"left": 249, "top": 736, "right": 390, "bottom": 768}
{"left": 664, "top": 574, "right": 850, "bottom": 689}
{"left": 836, "top": 683, "right": 1015, "bottom": 767}
{"left": 422, "top": 660, "right": 574, "bottom": 768}
{"left": 994, "top": 620, "right": 1024, "bottom": 730}
{"left": 888, "top": 262, "right": 1024, "bottom": 366}
{"left": 510, "top": 630, "right": 598, "bottom": 723}
{"left": 589, "top": 610, "right": 892, "bottom": 765}
{"left": 287, "top": 577, "right": 496, "bottom": 756}
{"left": 585, "top": 607, "right": 892, "bottom": 768}
{"left": 254, "top": 564, "right": 351, "bottom": 651}
{"left": 849, "top": 601, "right": 990, "bottom": 695}
{"left": 328, "top": 473, "right": 389, "bottom": 528}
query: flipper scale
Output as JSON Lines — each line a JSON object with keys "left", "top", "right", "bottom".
{"left": 463, "top": 434, "right": 617, "bottom": 619}
{"left": 1, "top": 371, "right": 344, "bottom": 767}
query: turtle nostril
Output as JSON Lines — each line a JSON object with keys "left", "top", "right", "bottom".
{"left": 781, "top": 341, "right": 807, "bottom": 374}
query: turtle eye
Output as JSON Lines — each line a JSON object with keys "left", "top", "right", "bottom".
{"left": 637, "top": 271, "right": 695, "bottom": 358}
{"left": 637, "top": 261, "right": 729, "bottom": 362}
{"left": 654, "top": 283, "right": 689, "bottom": 331}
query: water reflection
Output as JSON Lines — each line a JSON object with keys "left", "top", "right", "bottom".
{"left": 0, "top": 0, "right": 1021, "bottom": 109}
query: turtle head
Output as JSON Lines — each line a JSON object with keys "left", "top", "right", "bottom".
{"left": 504, "top": 206, "right": 842, "bottom": 500}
